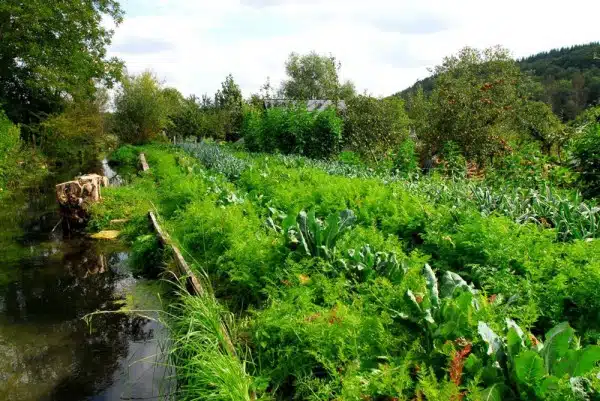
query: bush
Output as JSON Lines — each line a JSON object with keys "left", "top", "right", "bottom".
{"left": 113, "top": 71, "right": 169, "bottom": 144}
{"left": 343, "top": 96, "right": 410, "bottom": 164}
{"left": 242, "top": 106, "right": 343, "bottom": 159}
{"left": 240, "top": 107, "right": 263, "bottom": 151}
{"left": 393, "top": 138, "right": 418, "bottom": 176}
{"left": 306, "top": 108, "right": 343, "bottom": 158}
{"left": 108, "top": 144, "right": 139, "bottom": 166}
{"left": 572, "top": 123, "right": 600, "bottom": 197}
{"left": 0, "top": 111, "right": 22, "bottom": 188}
{"left": 40, "top": 95, "right": 111, "bottom": 161}
{"left": 0, "top": 110, "right": 20, "bottom": 157}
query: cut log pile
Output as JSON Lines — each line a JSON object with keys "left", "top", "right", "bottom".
{"left": 55, "top": 174, "right": 108, "bottom": 227}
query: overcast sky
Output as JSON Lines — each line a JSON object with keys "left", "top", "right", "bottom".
{"left": 107, "top": 0, "right": 600, "bottom": 98}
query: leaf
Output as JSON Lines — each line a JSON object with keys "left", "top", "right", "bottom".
{"left": 423, "top": 264, "right": 440, "bottom": 308}
{"left": 405, "top": 290, "right": 422, "bottom": 313}
{"left": 574, "top": 345, "right": 600, "bottom": 376}
{"left": 440, "top": 270, "right": 471, "bottom": 298}
{"left": 480, "top": 383, "right": 504, "bottom": 401}
{"left": 506, "top": 328, "right": 524, "bottom": 362}
{"left": 515, "top": 350, "right": 545, "bottom": 384}
{"left": 505, "top": 318, "right": 525, "bottom": 341}
{"left": 337, "top": 209, "right": 356, "bottom": 232}
{"left": 540, "top": 322, "right": 574, "bottom": 374}
{"left": 478, "top": 322, "right": 502, "bottom": 357}
{"left": 538, "top": 376, "right": 560, "bottom": 397}
{"left": 555, "top": 349, "right": 579, "bottom": 377}
{"left": 464, "top": 353, "right": 482, "bottom": 373}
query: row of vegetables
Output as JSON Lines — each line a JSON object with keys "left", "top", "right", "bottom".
{"left": 95, "top": 143, "right": 600, "bottom": 400}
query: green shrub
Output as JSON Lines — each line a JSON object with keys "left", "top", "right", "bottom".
{"left": 0, "top": 111, "right": 22, "bottom": 189}
{"left": 108, "top": 144, "right": 139, "bottom": 166}
{"left": 242, "top": 106, "right": 343, "bottom": 159}
{"left": 439, "top": 141, "right": 467, "bottom": 178}
{"left": 337, "top": 151, "right": 362, "bottom": 166}
{"left": 240, "top": 108, "right": 263, "bottom": 151}
{"left": 393, "top": 138, "right": 418, "bottom": 176}
{"left": 0, "top": 111, "right": 20, "bottom": 156}
{"left": 572, "top": 123, "right": 600, "bottom": 197}
{"left": 113, "top": 71, "right": 169, "bottom": 144}
{"left": 343, "top": 96, "right": 410, "bottom": 164}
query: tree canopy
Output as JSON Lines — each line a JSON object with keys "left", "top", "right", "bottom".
{"left": 280, "top": 52, "right": 355, "bottom": 100}
{"left": 0, "top": 0, "right": 124, "bottom": 126}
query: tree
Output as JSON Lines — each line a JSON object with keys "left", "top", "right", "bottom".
{"left": 518, "top": 101, "right": 567, "bottom": 153}
{"left": 420, "top": 46, "right": 528, "bottom": 161}
{"left": 280, "top": 52, "right": 355, "bottom": 100}
{"left": 215, "top": 74, "right": 243, "bottom": 140}
{"left": 41, "top": 90, "right": 113, "bottom": 161}
{"left": 343, "top": 96, "right": 410, "bottom": 164}
{"left": 0, "top": 0, "right": 124, "bottom": 128}
{"left": 112, "top": 71, "right": 169, "bottom": 145}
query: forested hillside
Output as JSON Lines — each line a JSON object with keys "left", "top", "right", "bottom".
{"left": 396, "top": 42, "right": 600, "bottom": 120}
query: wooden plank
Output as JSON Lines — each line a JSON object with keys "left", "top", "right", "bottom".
{"left": 147, "top": 211, "right": 236, "bottom": 357}
{"left": 139, "top": 153, "right": 150, "bottom": 172}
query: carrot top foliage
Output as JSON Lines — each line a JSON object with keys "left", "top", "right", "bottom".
{"left": 93, "top": 143, "right": 600, "bottom": 400}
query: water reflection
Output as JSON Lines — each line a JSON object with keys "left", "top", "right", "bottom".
{"left": 0, "top": 158, "right": 172, "bottom": 401}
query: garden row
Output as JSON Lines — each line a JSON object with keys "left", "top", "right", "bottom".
{"left": 94, "top": 143, "right": 600, "bottom": 400}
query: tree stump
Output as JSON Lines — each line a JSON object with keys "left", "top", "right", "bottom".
{"left": 56, "top": 174, "right": 108, "bottom": 228}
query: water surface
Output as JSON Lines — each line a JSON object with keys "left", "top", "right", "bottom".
{"left": 0, "top": 159, "right": 172, "bottom": 401}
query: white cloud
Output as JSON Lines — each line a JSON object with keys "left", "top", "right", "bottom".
{"left": 108, "top": 0, "right": 600, "bottom": 98}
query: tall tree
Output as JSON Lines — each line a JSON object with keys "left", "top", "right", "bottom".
{"left": 280, "top": 52, "right": 355, "bottom": 100}
{"left": 0, "top": 0, "right": 124, "bottom": 127}
{"left": 215, "top": 74, "right": 243, "bottom": 140}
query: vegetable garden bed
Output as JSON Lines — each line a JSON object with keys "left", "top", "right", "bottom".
{"left": 91, "top": 143, "right": 600, "bottom": 401}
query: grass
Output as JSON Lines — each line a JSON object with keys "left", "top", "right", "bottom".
{"left": 92, "top": 143, "right": 600, "bottom": 400}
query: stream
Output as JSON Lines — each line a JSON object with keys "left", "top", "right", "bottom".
{"left": 0, "top": 160, "right": 173, "bottom": 401}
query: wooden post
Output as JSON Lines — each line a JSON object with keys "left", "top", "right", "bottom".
{"left": 139, "top": 153, "right": 150, "bottom": 172}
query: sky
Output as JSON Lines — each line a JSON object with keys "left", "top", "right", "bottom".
{"left": 107, "top": 0, "right": 600, "bottom": 98}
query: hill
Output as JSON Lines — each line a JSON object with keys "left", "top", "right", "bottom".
{"left": 395, "top": 42, "right": 600, "bottom": 120}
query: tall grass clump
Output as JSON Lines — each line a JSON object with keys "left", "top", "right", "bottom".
{"left": 168, "top": 291, "right": 254, "bottom": 401}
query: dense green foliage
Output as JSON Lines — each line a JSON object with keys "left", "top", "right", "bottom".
{"left": 242, "top": 106, "right": 343, "bottom": 158}
{"left": 0, "top": 0, "right": 123, "bottom": 130}
{"left": 93, "top": 143, "right": 600, "bottom": 401}
{"left": 281, "top": 52, "right": 355, "bottom": 100}
{"left": 398, "top": 42, "right": 600, "bottom": 122}
{"left": 572, "top": 122, "right": 600, "bottom": 197}
{"left": 40, "top": 92, "right": 115, "bottom": 161}
{"left": 0, "top": 109, "right": 46, "bottom": 194}
{"left": 521, "top": 43, "right": 600, "bottom": 120}
{"left": 343, "top": 96, "right": 410, "bottom": 163}
{"left": 414, "top": 47, "right": 533, "bottom": 161}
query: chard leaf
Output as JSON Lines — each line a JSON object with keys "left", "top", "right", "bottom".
{"left": 440, "top": 271, "right": 470, "bottom": 298}
{"left": 505, "top": 318, "right": 525, "bottom": 341}
{"left": 423, "top": 264, "right": 440, "bottom": 308}
{"left": 478, "top": 322, "right": 502, "bottom": 357}
{"left": 507, "top": 328, "right": 524, "bottom": 362}
{"left": 515, "top": 350, "right": 545, "bottom": 385}
{"left": 574, "top": 346, "right": 600, "bottom": 376}
{"left": 540, "top": 322, "right": 574, "bottom": 375}
{"left": 538, "top": 376, "right": 560, "bottom": 398}
{"left": 480, "top": 383, "right": 504, "bottom": 401}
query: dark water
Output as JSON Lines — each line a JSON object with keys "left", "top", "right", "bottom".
{"left": 0, "top": 160, "right": 172, "bottom": 401}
